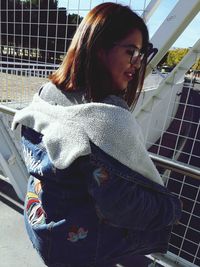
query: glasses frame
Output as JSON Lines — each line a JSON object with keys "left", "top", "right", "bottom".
{"left": 113, "top": 43, "right": 145, "bottom": 64}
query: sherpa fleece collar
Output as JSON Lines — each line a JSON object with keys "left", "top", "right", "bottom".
{"left": 12, "top": 93, "right": 164, "bottom": 186}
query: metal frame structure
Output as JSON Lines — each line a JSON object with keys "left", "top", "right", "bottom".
{"left": 146, "top": 0, "right": 200, "bottom": 77}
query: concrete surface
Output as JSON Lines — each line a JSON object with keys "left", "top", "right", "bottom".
{"left": 0, "top": 178, "right": 46, "bottom": 267}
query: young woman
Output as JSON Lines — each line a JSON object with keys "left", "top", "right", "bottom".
{"left": 12, "top": 2, "right": 182, "bottom": 267}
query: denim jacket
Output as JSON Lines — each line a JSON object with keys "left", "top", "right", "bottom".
{"left": 13, "top": 83, "right": 182, "bottom": 267}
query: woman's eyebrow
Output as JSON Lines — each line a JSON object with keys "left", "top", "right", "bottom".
{"left": 122, "top": 44, "right": 141, "bottom": 50}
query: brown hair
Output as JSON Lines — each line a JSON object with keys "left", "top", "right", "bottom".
{"left": 49, "top": 2, "right": 149, "bottom": 107}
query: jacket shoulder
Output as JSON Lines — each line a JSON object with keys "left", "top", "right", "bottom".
{"left": 39, "top": 82, "right": 87, "bottom": 106}
{"left": 87, "top": 142, "right": 169, "bottom": 194}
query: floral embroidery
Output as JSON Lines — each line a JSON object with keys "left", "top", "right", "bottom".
{"left": 23, "top": 145, "right": 43, "bottom": 176}
{"left": 34, "top": 178, "right": 42, "bottom": 194}
{"left": 93, "top": 167, "right": 109, "bottom": 186}
{"left": 27, "top": 191, "right": 38, "bottom": 199}
{"left": 67, "top": 225, "right": 88, "bottom": 242}
{"left": 26, "top": 183, "right": 46, "bottom": 226}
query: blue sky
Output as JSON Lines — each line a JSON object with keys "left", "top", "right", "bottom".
{"left": 58, "top": 0, "right": 200, "bottom": 48}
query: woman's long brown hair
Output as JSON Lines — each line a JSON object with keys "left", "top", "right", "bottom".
{"left": 49, "top": 2, "right": 149, "bottom": 107}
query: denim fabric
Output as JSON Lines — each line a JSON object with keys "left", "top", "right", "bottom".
{"left": 22, "top": 126, "right": 182, "bottom": 267}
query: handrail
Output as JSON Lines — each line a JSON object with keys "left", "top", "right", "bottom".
{"left": 0, "top": 104, "right": 17, "bottom": 116}
{"left": 0, "top": 61, "right": 58, "bottom": 68}
{"left": 1, "top": 104, "right": 200, "bottom": 180}
{"left": 149, "top": 152, "right": 200, "bottom": 180}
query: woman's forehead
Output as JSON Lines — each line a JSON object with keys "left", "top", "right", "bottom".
{"left": 119, "top": 28, "right": 143, "bottom": 49}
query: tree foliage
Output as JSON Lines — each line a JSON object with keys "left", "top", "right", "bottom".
{"left": 166, "top": 48, "right": 189, "bottom": 67}
{"left": 158, "top": 48, "right": 199, "bottom": 70}
{"left": 192, "top": 57, "right": 200, "bottom": 70}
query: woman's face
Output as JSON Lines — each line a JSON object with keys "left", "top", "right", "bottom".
{"left": 101, "top": 28, "right": 143, "bottom": 91}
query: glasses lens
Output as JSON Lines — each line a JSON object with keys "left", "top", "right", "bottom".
{"left": 140, "top": 53, "right": 145, "bottom": 60}
{"left": 133, "top": 49, "right": 139, "bottom": 58}
{"left": 131, "top": 49, "right": 144, "bottom": 64}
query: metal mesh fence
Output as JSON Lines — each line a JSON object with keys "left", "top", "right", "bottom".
{"left": 164, "top": 168, "right": 200, "bottom": 267}
{"left": 145, "top": 73, "right": 200, "bottom": 266}
{"left": 0, "top": 1, "right": 200, "bottom": 267}
{"left": 0, "top": 0, "right": 153, "bottom": 105}
{"left": 147, "top": 77, "right": 200, "bottom": 170}
{"left": 0, "top": 0, "right": 150, "bottom": 67}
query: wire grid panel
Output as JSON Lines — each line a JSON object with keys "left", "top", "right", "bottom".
{"left": 0, "top": 64, "right": 49, "bottom": 107}
{"left": 163, "top": 170, "right": 200, "bottom": 267}
{"left": 146, "top": 72, "right": 200, "bottom": 266}
{"left": 147, "top": 77, "right": 200, "bottom": 170}
{"left": 0, "top": 0, "right": 150, "bottom": 66}
{"left": 0, "top": 0, "right": 151, "bottom": 106}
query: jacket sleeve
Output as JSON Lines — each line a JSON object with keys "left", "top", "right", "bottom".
{"left": 78, "top": 146, "right": 182, "bottom": 232}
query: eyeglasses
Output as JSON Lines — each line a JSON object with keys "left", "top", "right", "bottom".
{"left": 113, "top": 43, "right": 145, "bottom": 64}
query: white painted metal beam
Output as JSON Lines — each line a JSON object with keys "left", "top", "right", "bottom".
{"left": 0, "top": 116, "right": 28, "bottom": 201}
{"left": 141, "top": 0, "right": 161, "bottom": 22}
{"left": 136, "top": 38, "right": 200, "bottom": 118}
{"left": 146, "top": 0, "right": 200, "bottom": 76}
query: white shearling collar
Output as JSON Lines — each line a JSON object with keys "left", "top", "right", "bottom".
{"left": 12, "top": 93, "right": 164, "bottom": 185}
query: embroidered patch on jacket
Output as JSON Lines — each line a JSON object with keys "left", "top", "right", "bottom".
{"left": 67, "top": 225, "right": 88, "bottom": 242}
{"left": 34, "top": 178, "right": 42, "bottom": 195}
{"left": 23, "top": 145, "right": 43, "bottom": 176}
{"left": 26, "top": 190, "right": 46, "bottom": 226}
{"left": 93, "top": 167, "right": 109, "bottom": 186}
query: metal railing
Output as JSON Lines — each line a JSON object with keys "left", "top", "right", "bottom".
{"left": 1, "top": 104, "right": 200, "bottom": 179}
{"left": 0, "top": 104, "right": 16, "bottom": 116}
{"left": 0, "top": 62, "right": 56, "bottom": 107}
{"left": 150, "top": 153, "right": 200, "bottom": 180}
